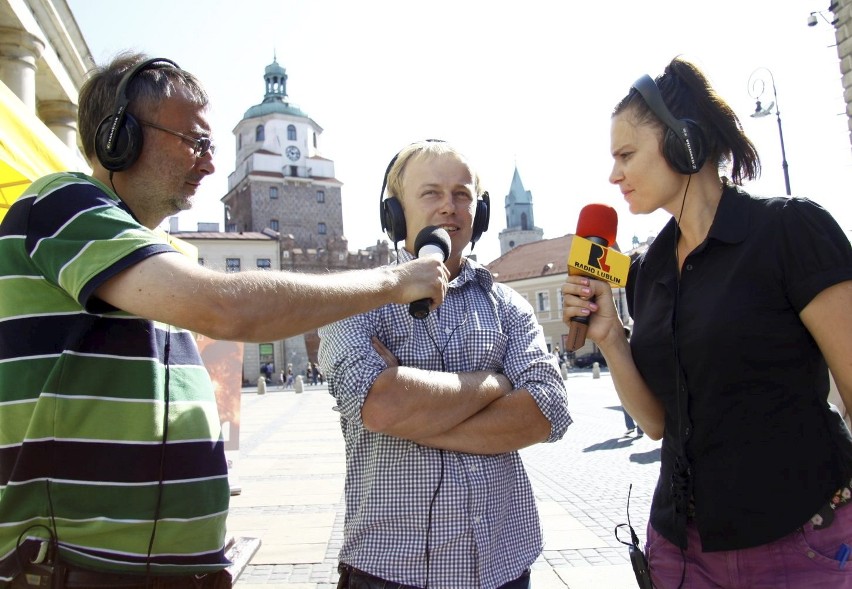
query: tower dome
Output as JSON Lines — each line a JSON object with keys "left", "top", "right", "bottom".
{"left": 243, "top": 57, "right": 309, "bottom": 119}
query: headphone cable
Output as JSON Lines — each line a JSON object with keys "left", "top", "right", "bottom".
{"left": 671, "top": 175, "right": 691, "bottom": 589}
{"left": 420, "top": 296, "right": 469, "bottom": 588}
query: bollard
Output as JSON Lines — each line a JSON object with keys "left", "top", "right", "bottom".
{"left": 592, "top": 362, "right": 600, "bottom": 379}
{"left": 257, "top": 375, "right": 267, "bottom": 395}
{"left": 294, "top": 374, "right": 304, "bottom": 394}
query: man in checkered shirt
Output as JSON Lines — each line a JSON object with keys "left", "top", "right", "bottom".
{"left": 319, "top": 140, "right": 572, "bottom": 589}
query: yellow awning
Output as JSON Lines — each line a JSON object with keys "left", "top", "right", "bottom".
{"left": 0, "top": 80, "right": 88, "bottom": 222}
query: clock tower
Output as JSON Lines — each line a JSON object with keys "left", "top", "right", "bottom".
{"left": 222, "top": 57, "right": 344, "bottom": 255}
{"left": 220, "top": 57, "right": 379, "bottom": 375}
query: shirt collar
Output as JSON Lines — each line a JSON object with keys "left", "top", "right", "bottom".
{"left": 640, "top": 184, "right": 750, "bottom": 275}
{"left": 707, "top": 184, "right": 750, "bottom": 246}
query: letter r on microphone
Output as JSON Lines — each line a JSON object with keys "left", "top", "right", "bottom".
{"left": 588, "top": 244, "right": 612, "bottom": 273}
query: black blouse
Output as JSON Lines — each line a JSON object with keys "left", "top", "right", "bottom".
{"left": 627, "top": 185, "right": 852, "bottom": 551}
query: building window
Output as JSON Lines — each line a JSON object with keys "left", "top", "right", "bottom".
{"left": 287, "top": 125, "right": 296, "bottom": 141}
{"left": 536, "top": 291, "right": 550, "bottom": 312}
{"left": 270, "top": 219, "right": 279, "bottom": 231}
{"left": 289, "top": 165, "right": 297, "bottom": 176}
{"left": 225, "top": 223, "right": 236, "bottom": 232}
{"left": 316, "top": 190, "right": 325, "bottom": 203}
{"left": 238, "top": 134, "right": 242, "bottom": 150}
{"left": 257, "top": 258, "right": 271, "bottom": 270}
{"left": 269, "top": 186, "right": 278, "bottom": 199}
{"left": 226, "top": 258, "right": 241, "bottom": 273}
{"left": 318, "top": 222, "right": 326, "bottom": 235}
{"left": 313, "top": 132, "right": 317, "bottom": 148}
{"left": 255, "top": 125, "right": 264, "bottom": 141}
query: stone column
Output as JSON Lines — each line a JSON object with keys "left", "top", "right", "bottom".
{"left": 38, "top": 100, "right": 79, "bottom": 150}
{"left": 0, "top": 27, "right": 45, "bottom": 113}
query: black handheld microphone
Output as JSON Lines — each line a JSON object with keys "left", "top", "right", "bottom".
{"left": 409, "top": 225, "right": 451, "bottom": 319}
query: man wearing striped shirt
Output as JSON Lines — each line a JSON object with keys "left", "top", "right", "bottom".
{"left": 319, "top": 141, "right": 572, "bottom": 589}
{"left": 0, "top": 55, "right": 448, "bottom": 589}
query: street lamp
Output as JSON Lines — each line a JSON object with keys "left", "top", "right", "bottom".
{"left": 748, "top": 67, "right": 791, "bottom": 196}
{"left": 807, "top": 10, "right": 836, "bottom": 27}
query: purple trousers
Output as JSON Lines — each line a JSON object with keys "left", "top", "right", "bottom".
{"left": 646, "top": 505, "right": 852, "bottom": 588}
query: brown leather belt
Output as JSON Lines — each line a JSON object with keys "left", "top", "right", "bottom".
{"left": 61, "top": 566, "right": 229, "bottom": 588}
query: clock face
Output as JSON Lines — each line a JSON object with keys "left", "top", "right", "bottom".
{"left": 286, "top": 146, "right": 301, "bottom": 161}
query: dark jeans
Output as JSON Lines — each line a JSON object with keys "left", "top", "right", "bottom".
{"left": 11, "top": 565, "right": 232, "bottom": 589}
{"left": 623, "top": 407, "right": 643, "bottom": 435}
{"left": 337, "top": 564, "right": 530, "bottom": 589}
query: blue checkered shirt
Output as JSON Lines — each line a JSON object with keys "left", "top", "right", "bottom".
{"left": 318, "top": 253, "right": 571, "bottom": 589}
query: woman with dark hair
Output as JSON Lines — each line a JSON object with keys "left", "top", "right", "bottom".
{"left": 562, "top": 56, "right": 852, "bottom": 588}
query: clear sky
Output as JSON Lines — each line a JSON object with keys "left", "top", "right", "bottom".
{"left": 67, "top": 0, "right": 852, "bottom": 265}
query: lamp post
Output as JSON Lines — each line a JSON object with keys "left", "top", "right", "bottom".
{"left": 748, "top": 67, "right": 791, "bottom": 196}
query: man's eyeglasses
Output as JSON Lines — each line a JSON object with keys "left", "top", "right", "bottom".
{"left": 138, "top": 119, "right": 215, "bottom": 158}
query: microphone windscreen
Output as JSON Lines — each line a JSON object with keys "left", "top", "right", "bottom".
{"left": 413, "top": 225, "right": 451, "bottom": 261}
{"left": 576, "top": 204, "right": 618, "bottom": 247}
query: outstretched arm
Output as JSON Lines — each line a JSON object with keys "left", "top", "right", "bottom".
{"left": 95, "top": 250, "right": 449, "bottom": 342}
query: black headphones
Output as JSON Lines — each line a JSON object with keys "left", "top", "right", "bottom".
{"left": 379, "top": 140, "right": 490, "bottom": 247}
{"left": 631, "top": 74, "right": 707, "bottom": 175}
{"left": 94, "top": 57, "right": 180, "bottom": 171}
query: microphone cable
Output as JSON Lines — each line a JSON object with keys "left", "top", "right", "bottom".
{"left": 144, "top": 325, "right": 171, "bottom": 587}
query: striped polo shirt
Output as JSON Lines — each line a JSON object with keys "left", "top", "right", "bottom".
{"left": 0, "top": 172, "right": 229, "bottom": 582}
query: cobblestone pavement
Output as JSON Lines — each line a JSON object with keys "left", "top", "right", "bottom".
{"left": 228, "top": 370, "right": 661, "bottom": 588}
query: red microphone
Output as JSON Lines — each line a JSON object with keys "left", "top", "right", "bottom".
{"left": 565, "top": 204, "right": 629, "bottom": 352}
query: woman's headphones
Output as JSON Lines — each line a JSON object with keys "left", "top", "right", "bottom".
{"left": 94, "top": 58, "right": 180, "bottom": 171}
{"left": 378, "top": 140, "right": 490, "bottom": 247}
{"left": 631, "top": 74, "right": 707, "bottom": 175}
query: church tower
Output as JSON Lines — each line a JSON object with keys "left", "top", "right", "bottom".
{"left": 219, "top": 57, "right": 389, "bottom": 373}
{"left": 497, "top": 166, "right": 544, "bottom": 255}
{"left": 222, "top": 57, "right": 347, "bottom": 267}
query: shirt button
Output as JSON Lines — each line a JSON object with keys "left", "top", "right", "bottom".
{"left": 474, "top": 516, "right": 481, "bottom": 523}
{"left": 470, "top": 465, "right": 478, "bottom": 472}
{"left": 686, "top": 264, "right": 693, "bottom": 271}
{"left": 808, "top": 550, "right": 816, "bottom": 559}
{"left": 445, "top": 328, "right": 452, "bottom": 335}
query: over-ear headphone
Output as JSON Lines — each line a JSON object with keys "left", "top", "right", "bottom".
{"left": 95, "top": 57, "right": 180, "bottom": 171}
{"left": 379, "top": 140, "right": 490, "bottom": 247}
{"left": 631, "top": 74, "right": 707, "bottom": 175}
